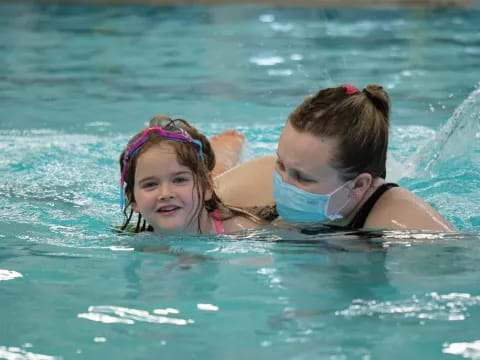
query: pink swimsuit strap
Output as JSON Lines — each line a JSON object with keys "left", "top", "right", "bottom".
{"left": 211, "top": 209, "right": 224, "bottom": 234}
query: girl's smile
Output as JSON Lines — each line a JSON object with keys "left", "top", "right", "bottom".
{"left": 130, "top": 143, "right": 212, "bottom": 234}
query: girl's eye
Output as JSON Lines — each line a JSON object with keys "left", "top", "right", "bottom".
{"left": 142, "top": 181, "right": 157, "bottom": 189}
{"left": 173, "top": 176, "right": 190, "bottom": 184}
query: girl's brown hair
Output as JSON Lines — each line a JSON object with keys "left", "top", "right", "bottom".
{"left": 288, "top": 84, "right": 390, "bottom": 181}
{"left": 120, "top": 115, "right": 260, "bottom": 233}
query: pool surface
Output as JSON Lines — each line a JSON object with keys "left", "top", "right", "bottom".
{"left": 1, "top": 2, "right": 480, "bottom": 359}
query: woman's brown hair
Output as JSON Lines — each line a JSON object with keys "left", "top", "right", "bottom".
{"left": 288, "top": 84, "right": 390, "bottom": 181}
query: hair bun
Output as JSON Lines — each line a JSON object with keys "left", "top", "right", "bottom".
{"left": 362, "top": 84, "right": 384, "bottom": 98}
{"left": 363, "top": 84, "right": 390, "bottom": 119}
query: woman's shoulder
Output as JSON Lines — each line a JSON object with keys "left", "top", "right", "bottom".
{"left": 364, "top": 185, "right": 455, "bottom": 231}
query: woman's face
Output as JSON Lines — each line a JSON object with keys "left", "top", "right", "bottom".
{"left": 275, "top": 121, "right": 354, "bottom": 216}
{"left": 276, "top": 121, "right": 345, "bottom": 193}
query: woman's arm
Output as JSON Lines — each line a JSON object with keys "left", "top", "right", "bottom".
{"left": 214, "top": 156, "right": 276, "bottom": 208}
{"left": 209, "top": 130, "right": 247, "bottom": 178}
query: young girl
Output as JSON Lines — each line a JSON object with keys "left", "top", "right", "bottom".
{"left": 119, "top": 115, "right": 262, "bottom": 234}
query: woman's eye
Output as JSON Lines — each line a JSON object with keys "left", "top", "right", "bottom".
{"left": 276, "top": 160, "right": 285, "bottom": 171}
{"left": 296, "top": 174, "right": 315, "bottom": 183}
{"left": 142, "top": 182, "right": 157, "bottom": 189}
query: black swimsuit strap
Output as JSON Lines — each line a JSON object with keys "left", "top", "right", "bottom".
{"left": 347, "top": 183, "right": 399, "bottom": 229}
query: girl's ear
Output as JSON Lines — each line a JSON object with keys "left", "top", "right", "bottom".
{"left": 351, "top": 173, "right": 372, "bottom": 198}
{"left": 131, "top": 201, "right": 139, "bottom": 213}
{"left": 128, "top": 193, "right": 140, "bottom": 213}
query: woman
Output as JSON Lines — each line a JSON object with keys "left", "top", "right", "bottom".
{"left": 215, "top": 84, "right": 455, "bottom": 231}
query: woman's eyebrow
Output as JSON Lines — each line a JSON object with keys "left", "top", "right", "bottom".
{"left": 276, "top": 152, "right": 314, "bottom": 179}
{"left": 287, "top": 166, "right": 315, "bottom": 181}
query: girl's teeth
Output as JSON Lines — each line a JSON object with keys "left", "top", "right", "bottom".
{"left": 159, "top": 206, "right": 177, "bottom": 211}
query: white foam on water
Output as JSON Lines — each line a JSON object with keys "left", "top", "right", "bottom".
{"left": 0, "top": 270, "right": 23, "bottom": 281}
{"left": 443, "top": 340, "right": 480, "bottom": 359}
{"left": 78, "top": 305, "right": 192, "bottom": 326}
{"left": 0, "top": 346, "right": 59, "bottom": 360}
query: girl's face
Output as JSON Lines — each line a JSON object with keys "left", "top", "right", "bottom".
{"left": 130, "top": 143, "right": 212, "bottom": 234}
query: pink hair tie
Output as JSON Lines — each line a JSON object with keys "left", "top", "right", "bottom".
{"left": 344, "top": 85, "right": 359, "bottom": 95}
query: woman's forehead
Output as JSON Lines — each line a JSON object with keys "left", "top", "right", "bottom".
{"left": 278, "top": 123, "right": 338, "bottom": 171}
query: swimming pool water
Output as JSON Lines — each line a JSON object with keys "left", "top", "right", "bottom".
{"left": 1, "top": 2, "right": 480, "bottom": 359}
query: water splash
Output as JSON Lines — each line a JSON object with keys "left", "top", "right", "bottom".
{"left": 406, "top": 86, "right": 480, "bottom": 178}
{"left": 336, "top": 292, "right": 480, "bottom": 322}
{"left": 0, "top": 346, "right": 59, "bottom": 360}
{"left": 0, "top": 269, "right": 23, "bottom": 281}
{"left": 443, "top": 341, "right": 480, "bottom": 360}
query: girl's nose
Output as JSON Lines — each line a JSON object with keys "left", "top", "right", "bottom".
{"left": 158, "top": 184, "right": 174, "bottom": 200}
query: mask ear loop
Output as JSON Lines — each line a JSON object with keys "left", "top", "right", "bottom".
{"left": 325, "top": 179, "right": 355, "bottom": 220}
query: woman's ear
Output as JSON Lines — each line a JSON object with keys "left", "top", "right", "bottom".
{"left": 351, "top": 173, "right": 373, "bottom": 198}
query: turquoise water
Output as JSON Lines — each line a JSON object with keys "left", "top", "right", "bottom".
{"left": 1, "top": 2, "right": 480, "bottom": 359}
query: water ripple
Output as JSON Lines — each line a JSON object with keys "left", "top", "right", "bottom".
{"left": 336, "top": 292, "right": 480, "bottom": 321}
{"left": 78, "top": 305, "right": 194, "bottom": 326}
{"left": 0, "top": 346, "right": 59, "bottom": 360}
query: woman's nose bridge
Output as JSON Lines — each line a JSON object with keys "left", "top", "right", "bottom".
{"left": 279, "top": 168, "right": 296, "bottom": 186}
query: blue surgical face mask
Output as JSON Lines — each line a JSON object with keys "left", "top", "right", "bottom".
{"left": 273, "top": 170, "right": 352, "bottom": 223}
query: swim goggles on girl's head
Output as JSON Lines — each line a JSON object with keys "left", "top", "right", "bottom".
{"left": 119, "top": 125, "right": 204, "bottom": 209}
